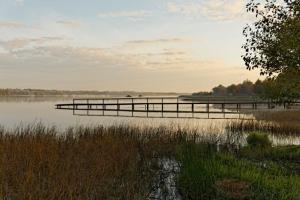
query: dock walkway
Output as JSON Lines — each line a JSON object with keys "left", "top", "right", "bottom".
{"left": 55, "top": 97, "right": 300, "bottom": 119}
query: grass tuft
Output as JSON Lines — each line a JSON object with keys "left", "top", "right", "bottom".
{"left": 246, "top": 132, "right": 272, "bottom": 148}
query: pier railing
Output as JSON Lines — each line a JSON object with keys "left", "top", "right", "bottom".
{"left": 55, "top": 97, "right": 300, "bottom": 119}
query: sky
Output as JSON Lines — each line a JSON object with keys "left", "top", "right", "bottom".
{"left": 0, "top": 0, "right": 261, "bottom": 92}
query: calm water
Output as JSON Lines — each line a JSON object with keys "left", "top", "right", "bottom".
{"left": 0, "top": 96, "right": 229, "bottom": 130}
{"left": 0, "top": 96, "right": 299, "bottom": 146}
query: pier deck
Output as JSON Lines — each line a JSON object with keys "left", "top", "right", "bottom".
{"left": 55, "top": 97, "right": 300, "bottom": 119}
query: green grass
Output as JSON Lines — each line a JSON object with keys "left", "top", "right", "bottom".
{"left": 246, "top": 132, "right": 272, "bottom": 148}
{"left": 177, "top": 143, "right": 300, "bottom": 200}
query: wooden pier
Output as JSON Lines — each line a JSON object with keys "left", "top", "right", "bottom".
{"left": 55, "top": 97, "right": 300, "bottom": 119}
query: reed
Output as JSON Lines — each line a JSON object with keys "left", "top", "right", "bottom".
{"left": 254, "top": 110, "right": 300, "bottom": 123}
{"left": 0, "top": 123, "right": 299, "bottom": 199}
{"left": 0, "top": 123, "right": 186, "bottom": 200}
{"left": 227, "top": 119, "right": 300, "bottom": 136}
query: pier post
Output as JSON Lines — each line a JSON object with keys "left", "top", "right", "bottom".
{"left": 87, "top": 99, "right": 89, "bottom": 116}
{"left": 117, "top": 99, "right": 119, "bottom": 116}
{"left": 147, "top": 98, "right": 149, "bottom": 117}
{"left": 177, "top": 98, "right": 179, "bottom": 118}
{"left": 207, "top": 103, "right": 210, "bottom": 119}
{"left": 222, "top": 103, "right": 225, "bottom": 118}
{"left": 192, "top": 102, "right": 194, "bottom": 118}
{"left": 161, "top": 98, "right": 164, "bottom": 118}
{"left": 73, "top": 99, "right": 75, "bottom": 115}
{"left": 132, "top": 98, "right": 134, "bottom": 117}
{"left": 238, "top": 103, "right": 241, "bottom": 118}
{"left": 102, "top": 99, "right": 105, "bottom": 116}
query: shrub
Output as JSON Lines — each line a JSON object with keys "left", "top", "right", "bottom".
{"left": 246, "top": 132, "right": 272, "bottom": 148}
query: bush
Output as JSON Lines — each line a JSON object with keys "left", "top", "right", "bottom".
{"left": 246, "top": 132, "right": 272, "bottom": 148}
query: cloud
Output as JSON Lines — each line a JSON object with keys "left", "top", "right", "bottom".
{"left": 0, "top": 20, "right": 26, "bottom": 29}
{"left": 0, "top": 42, "right": 259, "bottom": 92}
{"left": 167, "top": 0, "right": 249, "bottom": 22}
{"left": 0, "top": 34, "right": 242, "bottom": 76}
{"left": 0, "top": 37, "right": 64, "bottom": 51}
{"left": 0, "top": 45, "right": 140, "bottom": 74}
{"left": 126, "top": 38, "right": 187, "bottom": 45}
{"left": 133, "top": 50, "right": 187, "bottom": 57}
{"left": 15, "top": 0, "right": 24, "bottom": 6}
{"left": 98, "top": 10, "right": 152, "bottom": 20}
{"left": 167, "top": 2, "right": 201, "bottom": 16}
{"left": 0, "top": 41, "right": 226, "bottom": 72}
{"left": 56, "top": 20, "right": 81, "bottom": 28}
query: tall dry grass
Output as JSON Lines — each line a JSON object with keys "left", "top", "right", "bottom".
{"left": 228, "top": 110, "right": 300, "bottom": 135}
{"left": 0, "top": 123, "right": 186, "bottom": 200}
{"left": 0, "top": 122, "right": 299, "bottom": 199}
{"left": 254, "top": 110, "right": 300, "bottom": 123}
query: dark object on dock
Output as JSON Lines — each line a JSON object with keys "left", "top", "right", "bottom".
{"left": 55, "top": 97, "right": 300, "bottom": 119}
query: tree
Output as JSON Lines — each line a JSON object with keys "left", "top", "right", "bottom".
{"left": 253, "top": 79, "right": 265, "bottom": 95}
{"left": 212, "top": 85, "right": 227, "bottom": 96}
{"left": 242, "top": 0, "right": 300, "bottom": 76}
{"left": 227, "top": 84, "right": 238, "bottom": 95}
{"left": 272, "top": 68, "right": 300, "bottom": 100}
{"left": 261, "top": 78, "right": 281, "bottom": 100}
{"left": 240, "top": 80, "right": 254, "bottom": 95}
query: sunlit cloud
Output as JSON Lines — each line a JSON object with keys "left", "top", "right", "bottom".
{"left": 0, "top": 41, "right": 227, "bottom": 72}
{"left": 0, "top": 41, "right": 260, "bottom": 91}
{"left": 0, "top": 0, "right": 261, "bottom": 91}
{"left": 98, "top": 10, "right": 152, "bottom": 20}
{"left": 0, "top": 33, "right": 228, "bottom": 73}
{"left": 126, "top": 38, "right": 188, "bottom": 45}
{"left": 0, "top": 37, "right": 64, "bottom": 51}
{"left": 133, "top": 49, "right": 187, "bottom": 57}
{"left": 0, "top": 20, "right": 26, "bottom": 29}
{"left": 15, "top": 0, "right": 24, "bottom": 6}
{"left": 56, "top": 20, "right": 81, "bottom": 28}
{"left": 167, "top": 0, "right": 250, "bottom": 22}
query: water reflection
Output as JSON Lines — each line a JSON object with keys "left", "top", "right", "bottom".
{"left": 0, "top": 96, "right": 299, "bottom": 146}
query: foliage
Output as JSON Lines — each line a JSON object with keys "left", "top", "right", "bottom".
{"left": 212, "top": 85, "right": 228, "bottom": 96}
{"left": 0, "top": 88, "right": 178, "bottom": 97}
{"left": 209, "top": 79, "right": 265, "bottom": 96}
{"left": 242, "top": 0, "right": 300, "bottom": 76}
{"left": 242, "top": 0, "right": 300, "bottom": 99}
{"left": 246, "top": 132, "right": 272, "bottom": 148}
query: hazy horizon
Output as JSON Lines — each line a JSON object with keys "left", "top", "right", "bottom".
{"left": 0, "top": 0, "right": 261, "bottom": 92}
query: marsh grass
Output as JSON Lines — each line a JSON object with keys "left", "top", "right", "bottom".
{"left": 254, "top": 110, "right": 300, "bottom": 123}
{"left": 0, "top": 123, "right": 299, "bottom": 199}
{"left": 0, "top": 123, "right": 189, "bottom": 200}
{"left": 227, "top": 119, "right": 300, "bottom": 136}
{"left": 225, "top": 110, "right": 300, "bottom": 137}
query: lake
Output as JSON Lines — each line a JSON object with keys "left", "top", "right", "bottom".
{"left": 0, "top": 96, "right": 299, "bottom": 146}
{"left": 0, "top": 96, "right": 229, "bottom": 129}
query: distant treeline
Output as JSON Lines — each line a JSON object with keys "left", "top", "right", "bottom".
{"left": 0, "top": 88, "right": 179, "bottom": 97}
{"left": 193, "top": 80, "right": 265, "bottom": 96}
